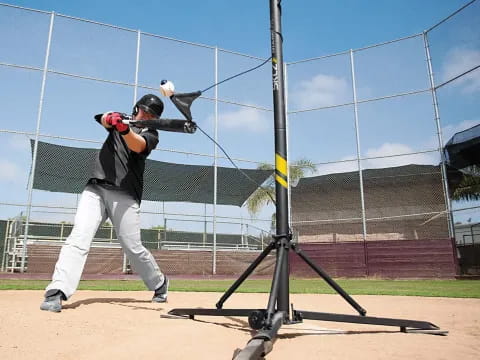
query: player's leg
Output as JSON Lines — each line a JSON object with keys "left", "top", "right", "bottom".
{"left": 41, "top": 186, "right": 107, "bottom": 311}
{"left": 106, "top": 188, "right": 167, "bottom": 301}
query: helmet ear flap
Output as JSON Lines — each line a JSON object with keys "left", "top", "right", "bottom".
{"left": 132, "top": 105, "right": 139, "bottom": 116}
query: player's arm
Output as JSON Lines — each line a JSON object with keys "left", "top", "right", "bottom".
{"left": 95, "top": 112, "right": 147, "bottom": 153}
{"left": 121, "top": 131, "right": 147, "bottom": 153}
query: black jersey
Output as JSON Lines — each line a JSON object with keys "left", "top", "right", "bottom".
{"left": 91, "top": 117, "right": 159, "bottom": 203}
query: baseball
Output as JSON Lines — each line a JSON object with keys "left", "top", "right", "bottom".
{"left": 160, "top": 80, "right": 175, "bottom": 97}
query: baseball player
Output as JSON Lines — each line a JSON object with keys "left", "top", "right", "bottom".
{"left": 40, "top": 94, "right": 169, "bottom": 312}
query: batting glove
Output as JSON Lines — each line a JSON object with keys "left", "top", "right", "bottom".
{"left": 104, "top": 112, "right": 123, "bottom": 126}
{"left": 115, "top": 120, "right": 130, "bottom": 135}
{"left": 104, "top": 112, "right": 130, "bottom": 135}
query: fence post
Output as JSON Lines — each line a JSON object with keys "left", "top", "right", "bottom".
{"left": 133, "top": 29, "right": 141, "bottom": 105}
{"left": 349, "top": 49, "right": 369, "bottom": 276}
{"left": 122, "top": 253, "right": 127, "bottom": 273}
{"left": 22, "top": 11, "right": 55, "bottom": 272}
{"left": 203, "top": 203, "right": 207, "bottom": 247}
{"left": 163, "top": 218, "right": 167, "bottom": 244}
{"left": 240, "top": 217, "right": 244, "bottom": 246}
{"left": 423, "top": 31, "right": 455, "bottom": 239}
{"left": 212, "top": 46, "right": 219, "bottom": 275}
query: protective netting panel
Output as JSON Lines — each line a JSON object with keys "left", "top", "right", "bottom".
{"left": 362, "top": 164, "right": 449, "bottom": 240}
{"left": 291, "top": 169, "right": 363, "bottom": 243}
{"left": 31, "top": 140, "right": 272, "bottom": 206}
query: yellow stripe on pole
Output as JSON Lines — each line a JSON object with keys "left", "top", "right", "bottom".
{"left": 275, "top": 174, "right": 288, "bottom": 188}
{"left": 275, "top": 153, "right": 288, "bottom": 177}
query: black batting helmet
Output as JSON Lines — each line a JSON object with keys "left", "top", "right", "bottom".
{"left": 133, "top": 94, "right": 164, "bottom": 118}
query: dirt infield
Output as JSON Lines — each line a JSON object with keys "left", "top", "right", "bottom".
{"left": 0, "top": 291, "right": 479, "bottom": 359}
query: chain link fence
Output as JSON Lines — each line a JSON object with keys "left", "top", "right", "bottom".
{"left": 287, "top": 0, "right": 479, "bottom": 277}
{"left": 1, "top": 2, "right": 478, "bottom": 277}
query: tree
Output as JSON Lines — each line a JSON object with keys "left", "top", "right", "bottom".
{"left": 246, "top": 158, "right": 317, "bottom": 217}
{"left": 451, "top": 166, "right": 480, "bottom": 201}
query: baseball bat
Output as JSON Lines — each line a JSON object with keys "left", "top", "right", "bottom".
{"left": 122, "top": 118, "right": 197, "bottom": 134}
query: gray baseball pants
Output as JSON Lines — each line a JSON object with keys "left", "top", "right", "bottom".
{"left": 46, "top": 184, "right": 164, "bottom": 299}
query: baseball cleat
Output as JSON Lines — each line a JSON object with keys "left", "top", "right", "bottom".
{"left": 40, "top": 289, "right": 65, "bottom": 312}
{"left": 152, "top": 276, "right": 169, "bottom": 303}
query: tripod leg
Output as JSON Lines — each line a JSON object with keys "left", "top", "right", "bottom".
{"left": 215, "top": 241, "right": 276, "bottom": 309}
{"left": 265, "top": 242, "right": 288, "bottom": 325}
{"left": 293, "top": 244, "right": 367, "bottom": 316}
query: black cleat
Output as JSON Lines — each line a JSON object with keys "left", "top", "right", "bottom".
{"left": 40, "top": 289, "right": 66, "bottom": 312}
{"left": 152, "top": 277, "right": 169, "bottom": 303}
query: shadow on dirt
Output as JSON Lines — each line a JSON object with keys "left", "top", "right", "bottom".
{"left": 62, "top": 297, "right": 163, "bottom": 311}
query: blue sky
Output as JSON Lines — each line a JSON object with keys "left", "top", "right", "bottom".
{"left": 0, "top": 0, "right": 479, "bottom": 230}
{"left": 0, "top": 0, "right": 469, "bottom": 58}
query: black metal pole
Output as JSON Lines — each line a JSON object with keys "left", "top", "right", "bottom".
{"left": 269, "top": 0, "right": 290, "bottom": 318}
{"left": 265, "top": 242, "right": 287, "bottom": 325}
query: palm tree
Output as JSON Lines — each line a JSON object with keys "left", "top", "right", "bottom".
{"left": 246, "top": 158, "right": 317, "bottom": 216}
{"left": 451, "top": 165, "right": 480, "bottom": 201}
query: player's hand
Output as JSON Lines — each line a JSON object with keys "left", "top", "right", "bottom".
{"left": 103, "top": 112, "right": 123, "bottom": 126}
{"left": 114, "top": 120, "right": 130, "bottom": 135}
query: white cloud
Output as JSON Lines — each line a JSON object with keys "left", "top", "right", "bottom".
{"left": 218, "top": 107, "right": 270, "bottom": 133}
{"left": 0, "top": 159, "right": 22, "bottom": 182}
{"left": 363, "top": 143, "right": 437, "bottom": 169}
{"left": 291, "top": 74, "right": 350, "bottom": 109}
{"left": 441, "top": 48, "right": 480, "bottom": 93}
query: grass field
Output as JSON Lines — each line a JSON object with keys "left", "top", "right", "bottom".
{"left": 1, "top": 278, "right": 479, "bottom": 298}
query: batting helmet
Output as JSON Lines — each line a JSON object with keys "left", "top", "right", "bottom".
{"left": 133, "top": 94, "right": 164, "bottom": 119}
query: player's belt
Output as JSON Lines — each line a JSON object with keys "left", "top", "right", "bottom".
{"left": 88, "top": 178, "right": 116, "bottom": 186}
